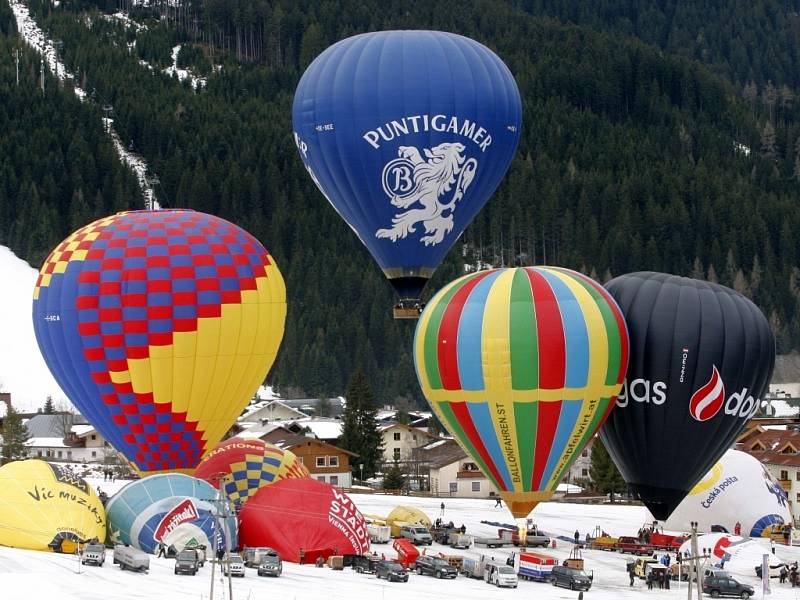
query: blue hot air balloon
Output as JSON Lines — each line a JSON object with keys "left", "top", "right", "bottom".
{"left": 292, "top": 30, "right": 522, "bottom": 311}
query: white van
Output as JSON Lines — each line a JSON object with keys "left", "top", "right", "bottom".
{"left": 484, "top": 562, "right": 518, "bottom": 588}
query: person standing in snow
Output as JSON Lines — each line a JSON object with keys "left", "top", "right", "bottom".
{"left": 574, "top": 530, "right": 580, "bottom": 545}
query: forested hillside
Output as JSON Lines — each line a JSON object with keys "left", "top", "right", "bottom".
{"left": 3, "top": 0, "right": 800, "bottom": 405}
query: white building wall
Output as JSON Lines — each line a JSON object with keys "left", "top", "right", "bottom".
{"left": 430, "top": 460, "right": 496, "bottom": 498}
{"left": 311, "top": 471, "right": 352, "bottom": 488}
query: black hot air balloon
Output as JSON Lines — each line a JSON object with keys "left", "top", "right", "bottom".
{"left": 599, "top": 272, "right": 774, "bottom": 520}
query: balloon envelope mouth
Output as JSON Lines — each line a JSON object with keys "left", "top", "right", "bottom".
{"left": 388, "top": 276, "right": 429, "bottom": 302}
{"left": 630, "top": 483, "right": 689, "bottom": 521}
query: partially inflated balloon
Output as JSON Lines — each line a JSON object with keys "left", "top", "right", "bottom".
{"left": 662, "top": 450, "right": 791, "bottom": 537}
{"left": 414, "top": 266, "right": 629, "bottom": 517}
{"left": 600, "top": 272, "right": 774, "bottom": 520}
{"left": 293, "top": 30, "right": 522, "bottom": 301}
{"left": 194, "top": 437, "right": 310, "bottom": 508}
{"left": 105, "top": 474, "right": 237, "bottom": 553}
{"left": 0, "top": 460, "right": 106, "bottom": 551}
{"left": 32, "top": 210, "right": 286, "bottom": 473}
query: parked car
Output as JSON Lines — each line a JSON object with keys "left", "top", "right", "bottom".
{"left": 222, "top": 555, "right": 245, "bottom": 577}
{"left": 703, "top": 575, "right": 754, "bottom": 598}
{"left": 617, "top": 536, "right": 654, "bottom": 555}
{"left": 400, "top": 525, "right": 433, "bottom": 546}
{"left": 484, "top": 562, "right": 518, "bottom": 588}
{"left": 81, "top": 543, "right": 106, "bottom": 567}
{"left": 256, "top": 549, "right": 282, "bottom": 577}
{"left": 414, "top": 556, "right": 458, "bottom": 579}
{"left": 174, "top": 550, "right": 199, "bottom": 576}
{"left": 113, "top": 545, "right": 149, "bottom": 573}
{"left": 375, "top": 560, "right": 409, "bottom": 582}
{"left": 550, "top": 565, "right": 592, "bottom": 591}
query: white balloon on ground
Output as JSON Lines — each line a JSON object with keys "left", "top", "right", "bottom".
{"left": 678, "top": 533, "right": 781, "bottom": 578}
{"left": 656, "top": 449, "right": 791, "bottom": 537}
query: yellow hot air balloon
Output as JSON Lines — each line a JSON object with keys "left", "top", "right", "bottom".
{"left": 414, "top": 267, "right": 629, "bottom": 520}
{"left": 0, "top": 460, "right": 106, "bottom": 551}
{"left": 32, "top": 210, "right": 286, "bottom": 474}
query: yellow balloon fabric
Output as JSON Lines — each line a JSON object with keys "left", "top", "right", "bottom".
{"left": 0, "top": 460, "right": 106, "bottom": 551}
{"left": 386, "top": 506, "right": 432, "bottom": 529}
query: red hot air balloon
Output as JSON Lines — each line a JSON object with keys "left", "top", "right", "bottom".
{"left": 238, "top": 478, "right": 369, "bottom": 563}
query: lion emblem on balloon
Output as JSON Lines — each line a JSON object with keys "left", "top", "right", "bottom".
{"left": 376, "top": 143, "right": 478, "bottom": 246}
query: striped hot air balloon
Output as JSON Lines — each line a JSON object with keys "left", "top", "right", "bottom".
{"left": 32, "top": 210, "right": 286, "bottom": 474}
{"left": 194, "top": 438, "right": 310, "bottom": 509}
{"left": 414, "top": 266, "right": 629, "bottom": 518}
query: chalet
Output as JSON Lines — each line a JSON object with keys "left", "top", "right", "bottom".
{"left": 379, "top": 422, "right": 439, "bottom": 463}
{"left": 24, "top": 413, "right": 112, "bottom": 463}
{"left": 242, "top": 400, "right": 309, "bottom": 422}
{"left": 739, "top": 426, "right": 800, "bottom": 516}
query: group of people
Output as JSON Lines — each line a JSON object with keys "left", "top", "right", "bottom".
{"left": 101, "top": 468, "right": 116, "bottom": 482}
{"left": 779, "top": 562, "right": 800, "bottom": 585}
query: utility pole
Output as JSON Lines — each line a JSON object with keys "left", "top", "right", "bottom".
{"left": 208, "top": 473, "right": 233, "bottom": 600}
{"left": 13, "top": 48, "right": 19, "bottom": 86}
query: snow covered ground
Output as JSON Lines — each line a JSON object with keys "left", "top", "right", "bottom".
{"left": 3, "top": 488, "right": 800, "bottom": 600}
{"left": 0, "top": 246, "right": 70, "bottom": 411}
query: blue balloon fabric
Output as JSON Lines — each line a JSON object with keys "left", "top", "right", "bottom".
{"left": 105, "top": 474, "right": 237, "bottom": 554}
{"left": 293, "top": 30, "right": 522, "bottom": 299}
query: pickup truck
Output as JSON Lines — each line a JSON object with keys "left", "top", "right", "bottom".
{"left": 617, "top": 536, "right": 654, "bottom": 555}
{"left": 82, "top": 543, "right": 106, "bottom": 567}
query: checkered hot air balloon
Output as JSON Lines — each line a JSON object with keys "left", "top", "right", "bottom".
{"left": 413, "top": 266, "right": 629, "bottom": 518}
{"left": 32, "top": 210, "right": 286, "bottom": 474}
{"left": 194, "top": 438, "right": 310, "bottom": 508}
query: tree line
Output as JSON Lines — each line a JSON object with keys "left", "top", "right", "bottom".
{"left": 3, "top": 0, "right": 800, "bottom": 407}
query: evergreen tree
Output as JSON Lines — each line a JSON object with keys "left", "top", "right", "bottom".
{"left": 43, "top": 396, "right": 54, "bottom": 414}
{"left": 589, "top": 437, "right": 627, "bottom": 502}
{"left": 382, "top": 462, "right": 406, "bottom": 491}
{"left": 339, "top": 369, "right": 384, "bottom": 478}
{"left": 1, "top": 405, "right": 31, "bottom": 464}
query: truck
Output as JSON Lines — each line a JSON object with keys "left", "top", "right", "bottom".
{"left": 650, "top": 532, "right": 688, "bottom": 550}
{"left": 367, "top": 523, "right": 391, "bottom": 544}
{"left": 243, "top": 546, "right": 276, "bottom": 568}
{"left": 113, "top": 545, "right": 150, "bottom": 573}
{"left": 498, "top": 527, "right": 550, "bottom": 548}
{"left": 518, "top": 551, "right": 557, "bottom": 582}
{"left": 174, "top": 550, "right": 199, "bottom": 576}
{"left": 587, "top": 535, "right": 619, "bottom": 551}
{"left": 81, "top": 543, "right": 106, "bottom": 567}
{"left": 393, "top": 538, "right": 420, "bottom": 569}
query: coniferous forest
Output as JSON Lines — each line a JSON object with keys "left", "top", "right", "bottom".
{"left": 3, "top": 0, "right": 800, "bottom": 405}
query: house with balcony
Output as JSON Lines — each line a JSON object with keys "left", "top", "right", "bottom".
{"left": 24, "top": 413, "right": 112, "bottom": 463}
{"left": 739, "top": 426, "right": 800, "bottom": 519}
{"left": 380, "top": 422, "right": 439, "bottom": 464}
{"left": 418, "top": 438, "right": 498, "bottom": 498}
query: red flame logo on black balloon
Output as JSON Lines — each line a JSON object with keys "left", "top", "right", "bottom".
{"left": 689, "top": 365, "right": 725, "bottom": 422}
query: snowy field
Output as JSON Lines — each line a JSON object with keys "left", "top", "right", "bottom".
{"left": 3, "top": 483, "right": 800, "bottom": 600}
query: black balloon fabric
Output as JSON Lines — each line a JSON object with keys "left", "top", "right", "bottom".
{"left": 600, "top": 272, "right": 775, "bottom": 520}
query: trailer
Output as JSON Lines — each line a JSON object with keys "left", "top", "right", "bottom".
{"left": 449, "top": 533, "right": 473, "bottom": 549}
{"left": 367, "top": 523, "right": 391, "bottom": 544}
{"left": 392, "top": 538, "right": 420, "bottom": 569}
{"left": 473, "top": 537, "right": 508, "bottom": 548}
{"left": 461, "top": 556, "right": 489, "bottom": 579}
{"left": 518, "top": 551, "right": 557, "bottom": 582}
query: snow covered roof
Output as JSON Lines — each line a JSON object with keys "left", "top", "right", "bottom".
{"left": 25, "top": 437, "right": 70, "bottom": 448}
{"left": 70, "top": 424, "right": 96, "bottom": 436}
{"left": 767, "top": 399, "right": 798, "bottom": 417}
{"left": 236, "top": 422, "right": 283, "bottom": 440}
{"left": 293, "top": 418, "right": 342, "bottom": 441}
